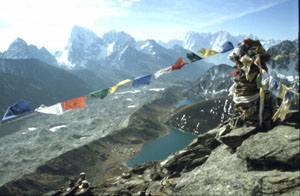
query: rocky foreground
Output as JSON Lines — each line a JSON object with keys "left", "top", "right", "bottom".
{"left": 92, "top": 111, "right": 299, "bottom": 196}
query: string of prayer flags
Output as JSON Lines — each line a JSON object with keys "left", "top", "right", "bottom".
{"left": 186, "top": 52, "right": 203, "bottom": 63}
{"left": 88, "top": 88, "right": 109, "bottom": 99}
{"left": 62, "top": 96, "right": 87, "bottom": 110}
{"left": 220, "top": 41, "right": 234, "bottom": 53}
{"left": 35, "top": 103, "right": 63, "bottom": 115}
{"left": 132, "top": 74, "right": 152, "bottom": 87}
{"left": 197, "top": 48, "right": 219, "bottom": 58}
{"left": 109, "top": 79, "right": 132, "bottom": 94}
{"left": 171, "top": 57, "right": 188, "bottom": 71}
{"left": 154, "top": 66, "right": 172, "bottom": 79}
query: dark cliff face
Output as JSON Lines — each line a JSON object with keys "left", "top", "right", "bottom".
{"left": 186, "top": 64, "right": 234, "bottom": 99}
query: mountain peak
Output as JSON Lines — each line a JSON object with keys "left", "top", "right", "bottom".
{"left": 9, "top": 38, "right": 28, "bottom": 49}
{"left": 69, "top": 25, "right": 102, "bottom": 46}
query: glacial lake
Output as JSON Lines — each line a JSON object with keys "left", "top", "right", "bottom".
{"left": 126, "top": 127, "right": 197, "bottom": 167}
{"left": 175, "top": 98, "right": 202, "bottom": 108}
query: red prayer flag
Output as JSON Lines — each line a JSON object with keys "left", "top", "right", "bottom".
{"left": 171, "top": 57, "right": 188, "bottom": 71}
{"left": 62, "top": 96, "right": 87, "bottom": 110}
{"left": 232, "top": 70, "right": 237, "bottom": 77}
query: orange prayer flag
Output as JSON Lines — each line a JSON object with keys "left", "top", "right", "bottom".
{"left": 62, "top": 96, "right": 87, "bottom": 110}
{"left": 171, "top": 57, "right": 188, "bottom": 71}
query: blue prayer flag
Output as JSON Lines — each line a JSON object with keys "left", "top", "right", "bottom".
{"left": 2, "top": 100, "right": 32, "bottom": 121}
{"left": 221, "top": 41, "right": 234, "bottom": 53}
{"left": 262, "top": 71, "right": 269, "bottom": 80}
{"left": 132, "top": 75, "right": 152, "bottom": 87}
{"left": 284, "top": 90, "right": 294, "bottom": 103}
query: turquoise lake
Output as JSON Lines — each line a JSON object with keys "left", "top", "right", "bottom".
{"left": 126, "top": 98, "right": 201, "bottom": 167}
{"left": 127, "top": 127, "right": 197, "bottom": 167}
{"left": 175, "top": 98, "right": 202, "bottom": 108}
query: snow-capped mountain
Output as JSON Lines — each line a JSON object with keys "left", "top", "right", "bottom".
{"left": 159, "top": 31, "right": 281, "bottom": 66}
{"left": 267, "top": 40, "right": 299, "bottom": 90}
{"left": 1, "top": 38, "right": 57, "bottom": 65}
{"left": 54, "top": 26, "right": 213, "bottom": 81}
{"left": 157, "top": 39, "right": 183, "bottom": 49}
{"left": 186, "top": 64, "right": 234, "bottom": 99}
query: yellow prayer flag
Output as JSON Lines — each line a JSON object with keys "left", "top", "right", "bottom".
{"left": 273, "top": 54, "right": 283, "bottom": 61}
{"left": 281, "top": 85, "right": 287, "bottom": 99}
{"left": 197, "top": 48, "right": 219, "bottom": 58}
{"left": 109, "top": 79, "right": 132, "bottom": 94}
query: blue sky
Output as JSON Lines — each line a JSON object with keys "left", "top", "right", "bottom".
{"left": 0, "top": 0, "right": 298, "bottom": 52}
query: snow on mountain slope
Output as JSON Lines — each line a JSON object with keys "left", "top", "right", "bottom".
{"left": 159, "top": 31, "right": 281, "bottom": 66}
{"left": 266, "top": 40, "right": 299, "bottom": 90}
{"left": 186, "top": 64, "right": 234, "bottom": 99}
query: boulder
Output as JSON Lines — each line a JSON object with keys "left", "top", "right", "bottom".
{"left": 175, "top": 144, "right": 300, "bottom": 196}
{"left": 218, "top": 126, "right": 258, "bottom": 149}
{"left": 237, "top": 125, "right": 300, "bottom": 170}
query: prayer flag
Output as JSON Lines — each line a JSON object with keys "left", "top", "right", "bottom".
{"left": 171, "top": 57, "right": 188, "bottom": 71}
{"left": 284, "top": 90, "right": 294, "bottom": 103}
{"left": 270, "top": 79, "right": 279, "bottom": 90}
{"left": 88, "top": 88, "right": 109, "bottom": 99}
{"left": 63, "top": 96, "right": 87, "bottom": 110}
{"left": 220, "top": 41, "right": 234, "bottom": 53}
{"left": 197, "top": 48, "right": 219, "bottom": 58}
{"left": 110, "top": 79, "right": 132, "bottom": 94}
{"left": 273, "top": 54, "right": 283, "bottom": 61}
{"left": 262, "top": 71, "right": 269, "bottom": 81}
{"left": 132, "top": 75, "right": 152, "bottom": 87}
{"left": 2, "top": 100, "right": 32, "bottom": 121}
{"left": 186, "top": 52, "right": 203, "bottom": 63}
{"left": 154, "top": 66, "right": 172, "bottom": 79}
{"left": 35, "top": 103, "right": 63, "bottom": 115}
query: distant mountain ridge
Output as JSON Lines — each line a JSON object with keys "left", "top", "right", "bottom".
{"left": 1, "top": 26, "right": 283, "bottom": 72}
{"left": 267, "top": 40, "right": 299, "bottom": 86}
{"left": 0, "top": 38, "right": 57, "bottom": 66}
{"left": 159, "top": 31, "right": 282, "bottom": 65}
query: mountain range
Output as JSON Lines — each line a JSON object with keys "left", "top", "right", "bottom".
{"left": 0, "top": 26, "right": 283, "bottom": 71}
{"left": 159, "top": 31, "right": 282, "bottom": 65}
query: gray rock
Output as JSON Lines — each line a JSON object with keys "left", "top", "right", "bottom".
{"left": 175, "top": 144, "right": 300, "bottom": 196}
{"left": 237, "top": 125, "right": 300, "bottom": 169}
{"left": 218, "top": 126, "right": 258, "bottom": 149}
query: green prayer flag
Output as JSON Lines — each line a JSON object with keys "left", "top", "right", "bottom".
{"left": 88, "top": 88, "right": 109, "bottom": 99}
{"left": 186, "top": 52, "right": 203, "bottom": 63}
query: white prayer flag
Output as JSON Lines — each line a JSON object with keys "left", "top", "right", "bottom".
{"left": 154, "top": 66, "right": 172, "bottom": 79}
{"left": 35, "top": 103, "right": 64, "bottom": 115}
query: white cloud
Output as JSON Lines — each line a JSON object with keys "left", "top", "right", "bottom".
{"left": 195, "top": 0, "right": 288, "bottom": 28}
{"left": 0, "top": 0, "right": 137, "bottom": 51}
